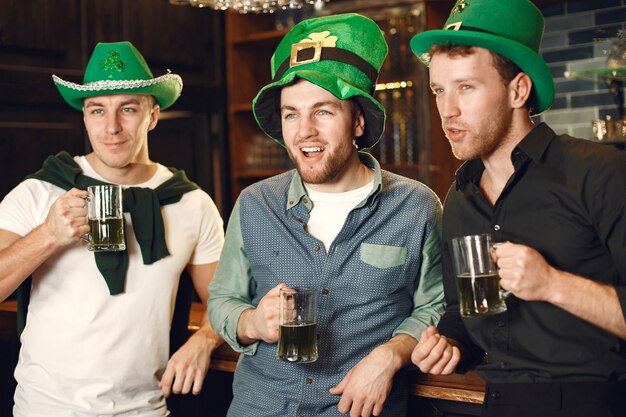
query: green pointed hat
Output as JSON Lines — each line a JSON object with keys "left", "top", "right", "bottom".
{"left": 410, "top": 0, "right": 554, "bottom": 115}
{"left": 53, "top": 41, "right": 183, "bottom": 111}
{"left": 253, "top": 13, "right": 388, "bottom": 149}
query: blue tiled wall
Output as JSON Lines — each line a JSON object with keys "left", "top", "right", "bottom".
{"left": 538, "top": 0, "right": 626, "bottom": 139}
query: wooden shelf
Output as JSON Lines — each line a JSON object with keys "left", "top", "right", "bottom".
{"left": 232, "top": 29, "right": 289, "bottom": 47}
{"left": 231, "top": 103, "right": 253, "bottom": 113}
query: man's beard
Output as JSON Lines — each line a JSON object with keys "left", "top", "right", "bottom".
{"left": 287, "top": 144, "right": 354, "bottom": 184}
{"left": 447, "top": 107, "right": 512, "bottom": 161}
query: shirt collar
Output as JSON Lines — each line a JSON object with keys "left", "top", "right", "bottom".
{"left": 516, "top": 122, "right": 555, "bottom": 163}
{"left": 286, "top": 151, "right": 382, "bottom": 210}
{"left": 455, "top": 122, "right": 556, "bottom": 191}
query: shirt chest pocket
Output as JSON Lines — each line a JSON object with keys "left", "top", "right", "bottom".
{"left": 359, "top": 243, "right": 407, "bottom": 269}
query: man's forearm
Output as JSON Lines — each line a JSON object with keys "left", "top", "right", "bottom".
{"left": 236, "top": 308, "right": 258, "bottom": 346}
{"left": 193, "top": 313, "right": 223, "bottom": 351}
{"left": 0, "top": 226, "right": 59, "bottom": 301}
{"left": 549, "top": 270, "right": 626, "bottom": 340}
{"left": 378, "top": 333, "right": 418, "bottom": 373}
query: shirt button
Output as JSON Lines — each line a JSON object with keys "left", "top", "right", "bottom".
{"left": 491, "top": 390, "right": 501, "bottom": 400}
{"left": 494, "top": 224, "right": 501, "bottom": 231}
{"left": 306, "top": 377, "right": 313, "bottom": 384}
{"left": 288, "top": 200, "right": 294, "bottom": 205}
{"left": 499, "top": 361, "right": 506, "bottom": 369}
{"left": 497, "top": 320, "right": 505, "bottom": 327}
{"left": 313, "top": 244, "right": 320, "bottom": 252}
{"left": 303, "top": 197, "right": 309, "bottom": 204}
{"left": 322, "top": 288, "right": 329, "bottom": 295}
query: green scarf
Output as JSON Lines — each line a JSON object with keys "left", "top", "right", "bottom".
{"left": 17, "top": 151, "right": 199, "bottom": 335}
{"left": 26, "top": 152, "right": 199, "bottom": 295}
{"left": 25, "top": 151, "right": 199, "bottom": 294}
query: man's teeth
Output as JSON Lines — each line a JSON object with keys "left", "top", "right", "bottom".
{"left": 301, "top": 147, "right": 324, "bottom": 156}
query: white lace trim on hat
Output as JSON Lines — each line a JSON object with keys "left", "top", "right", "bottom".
{"left": 51, "top": 72, "right": 183, "bottom": 91}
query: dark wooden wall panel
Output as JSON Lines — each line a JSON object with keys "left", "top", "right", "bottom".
{"left": 0, "top": 0, "right": 82, "bottom": 66}
{"left": 0, "top": 125, "right": 85, "bottom": 198}
{"left": 0, "top": 0, "right": 227, "bottom": 208}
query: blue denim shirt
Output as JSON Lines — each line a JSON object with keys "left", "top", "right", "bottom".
{"left": 208, "top": 153, "right": 444, "bottom": 417}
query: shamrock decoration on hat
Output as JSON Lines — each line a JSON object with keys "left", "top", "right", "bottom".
{"left": 53, "top": 41, "right": 183, "bottom": 111}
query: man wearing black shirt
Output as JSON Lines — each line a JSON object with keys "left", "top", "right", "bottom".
{"left": 409, "top": 0, "right": 626, "bottom": 416}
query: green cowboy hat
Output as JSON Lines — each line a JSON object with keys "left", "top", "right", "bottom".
{"left": 253, "top": 13, "right": 388, "bottom": 149}
{"left": 410, "top": 0, "right": 554, "bottom": 115}
{"left": 53, "top": 41, "right": 182, "bottom": 111}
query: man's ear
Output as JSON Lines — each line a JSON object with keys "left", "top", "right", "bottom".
{"left": 354, "top": 111, "right": 365, "bottom": 138}
{"left": 509, "top": 72, "right": 533, "bottom": 110}
{"left": 148, "top": 103, "right": 160, "bottom": 131}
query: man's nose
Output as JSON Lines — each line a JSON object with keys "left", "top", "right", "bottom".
{"left": 105, "top": 114, "right": 122, "bottom": 135}
{"left": 297, "top": 116, "right": 317, "bottom": 138}
{"left": 439, "top": 94, "right": 460, "bottom": 119}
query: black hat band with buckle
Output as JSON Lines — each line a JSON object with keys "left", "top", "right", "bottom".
{"left": 273, "top": 41, "right": 379, "bottom": 93}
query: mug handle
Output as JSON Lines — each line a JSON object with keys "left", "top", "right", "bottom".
{"left": 491, "top": 242, "right": 511, "bottom": 299}
{"left": 81, "top": 194, "right": 90, "bottom": 243}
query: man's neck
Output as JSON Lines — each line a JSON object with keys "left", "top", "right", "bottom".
{"left": 85, "top": 153, "right": 157, "bottom": 185}
{"left": 479, "top": 117, "right": 535, "bottom": 205}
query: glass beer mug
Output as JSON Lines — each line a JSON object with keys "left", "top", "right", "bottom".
{"left": 277, "top": 286, "right": 318, "bottom": 363}
{"left": 85, "top": 184, "right": 126, "bottom": 252}
{"left": 451, "top": 233, "right": 508, "bottom": 316}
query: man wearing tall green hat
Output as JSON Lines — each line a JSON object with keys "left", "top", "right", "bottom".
{"left": 0, "top": 41, "right": 225, "bottom": 415}
{"left": 408, "top": 0, "right": 626, "bottom": 416}
{"left": 208, "top": 13, "right": 444, "bottom": 417}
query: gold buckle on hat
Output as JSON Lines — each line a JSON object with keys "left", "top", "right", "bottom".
{"left": 290, "top": 42, "right": 323, "bottom": 68}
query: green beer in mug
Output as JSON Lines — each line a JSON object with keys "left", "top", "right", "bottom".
{"left": 277, "top": 286, "right": 318, "bottom": 363}
{"left": 451, "top": 233, "right": 508, "bottom": 316}
{"left": 86, "top": 185, "right": 126, "bottom": 252}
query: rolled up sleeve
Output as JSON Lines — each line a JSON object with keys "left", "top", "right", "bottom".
{"left": 393, "top": 206, "right": 446, "bottom": 339}
{"left": 207, "top": 199, "right": 259, "bottom": 355}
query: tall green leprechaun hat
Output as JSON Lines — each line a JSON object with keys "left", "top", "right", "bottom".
{"left": 253, "top": 13, "right": 388, "bottom": 149}
{"left": 410, "top": 0, "right": 554, "bottom": 115}
{"left": 53, "top": 41, "right": 182, "bottom": 111}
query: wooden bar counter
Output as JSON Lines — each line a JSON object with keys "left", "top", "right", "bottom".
{"left": 0, "top": 300, "right": 486, "bottom": 407}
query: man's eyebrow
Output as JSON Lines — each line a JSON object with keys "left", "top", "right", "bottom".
{"left": 84, "top": 98, "right": 143, "bottom": 107}
{"left": 83, "top": 100, "right": 103, "bottom": 108}
{"left": 280, "top": 101, "right": 340, "bottom": 111}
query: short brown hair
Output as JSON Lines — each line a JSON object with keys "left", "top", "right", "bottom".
{"left": 429, "top": 44, "right": 523, "bottom": 87}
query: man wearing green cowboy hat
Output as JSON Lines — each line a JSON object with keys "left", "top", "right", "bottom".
{"left": 208, "top": 13, "right": 445, "bottom": 417}
{"left": 408, "top": 0, "right": 626, "bottom": 416}
{"left": 0, "top": 41, "right": 225, "bottom": 415}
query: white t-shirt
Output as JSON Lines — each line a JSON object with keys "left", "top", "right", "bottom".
{"left": 304, "top": 179, "right": 374, "bottom": 251}
{"left": 0, "top": 156, "right": 224, "bottom": 417}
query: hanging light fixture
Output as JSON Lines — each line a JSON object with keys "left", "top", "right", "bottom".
{"left": 171, "top": 0, "right": 329, "bottom": 14}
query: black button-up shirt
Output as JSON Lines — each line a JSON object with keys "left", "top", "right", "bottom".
{"left": 438, "top": 123, "right": 626, "bottom": 383}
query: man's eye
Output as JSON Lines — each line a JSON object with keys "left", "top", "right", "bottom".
{"left": 317, "top": 109, "right": 331, "bottom": 116}
{"left": 461, "top": 84, "right": 473, "bottom": 90}
{"left": 122, "top": 107, "right": 136, "bottom": 113}
{"left": 283, "top": 113, "right": 296, "bottom": 120}
{"left": 91, "top": 109, "right": 103, "bottom": 115}
{"left": 432, "top": 88, "right": 443, "bottom": 95}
